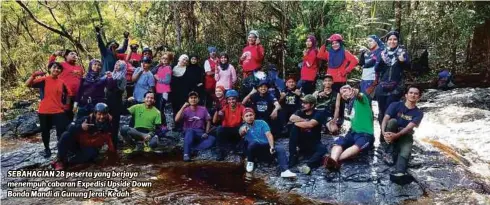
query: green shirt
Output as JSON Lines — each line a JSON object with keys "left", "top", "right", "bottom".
{"left": 351, "top": 94, "right": 374, "bottom": 134}
{"left": 128, "top": 104, "right": 161, "bottom": 131}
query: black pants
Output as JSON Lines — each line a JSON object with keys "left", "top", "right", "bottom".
{"left": 107, "top": 91, "right": 123, "bottom": 150}
{"left": 57, "top": 129, "right": 98, "bottom": 165}
{"left": 288, "top": 125, "right": 328, "bottom": 168}
{"left": 38, "top": 113, "right": 69, "bottom": 150}
{"left": 216, "top": 126, "right": 243, "bottom": 154}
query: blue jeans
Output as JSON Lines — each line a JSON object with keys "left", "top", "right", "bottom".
{"left": 183, "top": 128, "right": 216, "bottom": 155}
{"left": 246, "top": 141, "right": 288, "bottom": 172}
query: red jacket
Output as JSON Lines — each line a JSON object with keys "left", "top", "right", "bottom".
{"left": 317, "top": 45, "right": 358, "bottom": 83}
{"left": 76, "top": 131, "right": 115, "bottom": 152}
{"left": 221, "top": 104, "right": 246, "bottom": 128}
{"left": 301, "top": 49, "right": 319, "bottom": 81}
{"left": 240, "top": 44, "right": 264, "bottom": 72}
{"left": 49, "top": 55, "right": 84, "bottom": 97}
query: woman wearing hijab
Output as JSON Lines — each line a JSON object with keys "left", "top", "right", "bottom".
{"left": 186, "top": 55, "right": 205, "bottom": 98}
{"left": 300, "top": 35, "right": 319, "bottom": 95}
{"left": 375, "top": 31, "right": 410, "bottom": 130}
{"left": 317, "top": 34, "right": 359, "bottom": 92}
{"left": 359, "top": 35, "right": 384, "bottom": 97}
{"left": 240, "top": 30, "right": 265, "bottom": 77}
{"left": 171, "top": 54, "right": 190, "bottom": 114}
{"left": 107, "top": 60, "right": 127, "bottom": 149}
{"left": 73, "top": 59, "right": 114, "bottom": 119}
{"left": 215, "top": 52, "right": 237, "bottom": 90}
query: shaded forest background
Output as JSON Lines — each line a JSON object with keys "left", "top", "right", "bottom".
{"left": 1, "top": 1, "right": 490, "bottom": 107}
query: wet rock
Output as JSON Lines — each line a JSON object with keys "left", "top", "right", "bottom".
{"left": 12, "top": 100, "right": 33, "bottom": 109}
{"left": 1, "top": 111, "right": 40, "bottom": 137}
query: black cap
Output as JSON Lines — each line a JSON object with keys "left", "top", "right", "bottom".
{"left": 188, "top": 91, "right": 199, "bottom": 97}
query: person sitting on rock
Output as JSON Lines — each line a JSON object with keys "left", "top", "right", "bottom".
{"left": 213, "top": 89, "right": 246, "bottom": 160}
{"left": 240, "top": 108, "right": 297, "bottom": 178}
{"left": 324, "top": 85, "right": 374, "bottom": 171}
{"left": 288, "top": 94, "right": 328, "bottom": 175}
{"left": 175, "top": 91, "right": 216, "bottom": 162}
{"left": 381, "top": 85, "right": 424, "bottom": 185}
{"left": 313, "top": 74, "right": 344, "bottom": 134}
{"left": 210, "top": 85, "right": 227, "bottom": 117}
{"left": 437, "top": 69, "right": 455, "bottom": 90}
{"left": 25, "top": 62, "right": 72, "bottom": 158}
{"left": 51, "top": 103, "right": 115, "bottom": 170}
{"left": 242, "top": 80, "right": 282, "bottom": 138}
{"left": 121, "top": 91, "right": 162, "bottom": 153}
{"left": 279, "top": 77, "right": 302, "bottom": 124}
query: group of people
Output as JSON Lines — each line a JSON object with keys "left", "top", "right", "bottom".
{"left": 26, "top": 27, "right": 424, "bottom": 184}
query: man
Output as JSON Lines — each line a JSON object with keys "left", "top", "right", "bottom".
{"left": 381, "top": 85, "right": 424, "bottom": 185}
{"left": 95, "top": 26, "right": 129, "bottom": 73}
{"left": 324, "top": 85, "right": 374, "bottom": 171}
{"left": 313, "top": 74, "right": 344, "bottom": 134}
{"left": 288, "top": 94, "right": 328, "bottom": 174}
{"left": 240, "top": 108, "right": 296, "bottom": 178}
{"left": 132, "top": 57, "right": 156, "bottom": 103}
{"left": 242, "top": 80, "right": 282, "bottom": 137}
{"left": 175, "top": 91, "right": 216, "bottom": 162}
{"left": 52, "top": 103, "right": 115, "bottom": 170}
{"left": 121, "top": 92, "right": 162, "bottom": 153}
{"left": 213, "top": 90, "right": 246, "bottom": 160}
{"left": 279, "top": 77, "right": 302, "bottom": 121}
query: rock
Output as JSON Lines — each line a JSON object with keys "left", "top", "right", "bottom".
{"left": 1, "top": 111, "right": 40, "bottom": 137}
{"left": 12, "top": 100, "right": 33, "bottom": 109}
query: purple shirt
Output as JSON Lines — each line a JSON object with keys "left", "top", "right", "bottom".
{"left": 183, "top": 106, "right": 211, "bottom": 130}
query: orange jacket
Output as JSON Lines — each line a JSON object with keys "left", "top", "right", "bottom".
{"left": 317, "top": 45, "right": 359, "bottom": 83}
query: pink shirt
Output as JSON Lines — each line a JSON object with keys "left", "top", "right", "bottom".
{"left": 155, "top": 65, "right": 172, "bottom": 93}
{"left": 215, "top": 64, "right": 237, "bottom": 90}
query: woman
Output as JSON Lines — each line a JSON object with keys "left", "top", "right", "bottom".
{"left": 375, "top": 31, "right": 410, "bottom": 128}
{"left": 186, "top": 55, "right": 205, "bottom": 96}
{"left": 204, "top": 47, "right": 218, "bottom": 107}
{"left": 107, "top": 60, "right": 127, "bottom": 150}
{"left": 26, "top": 62, "right": 71, "bottom": 157}
{"left": 171, "top": 54, "right": 190, "bottom": 114}
{"left": 73, "top": 59, "right": 114, "bottom": 119}
{"left": 359, "top": 35, "right": 384, "bottom": 97}
{"left": 300, "top": 35, "right": 319, "bottom": 95}
{"left": 240, "top": 30, "right": 265, "bottom": 77}
{"left": 154, "top": 52, "right": 174, "bottom": 124}
{"left": 215, "top": 52, "right": 237, "bottom": 90}
{"left": 317, "top": 34, "right": 358, "bottom": 92}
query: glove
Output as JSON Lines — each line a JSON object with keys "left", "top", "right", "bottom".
{"left": 95, "top": 26, "right": 101, "bottom": 33}
{"left": 32, "top": 71, "right": 45, "bottom": 77}
{"left": 123, "top": 31, "right": 129, "bottom": 38}
{"left": 156, "top": 45, "right": 164, "bottom": 51}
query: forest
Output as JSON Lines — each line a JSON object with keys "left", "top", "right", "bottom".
{"left": 1, "top": 1, "right": 490, "bottom": 107}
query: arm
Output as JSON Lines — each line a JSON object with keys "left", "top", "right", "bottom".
{"left": 303, "top": 50, "right": 316, "bottom": 68}
{"left": 48, "top": 53, "right": 57, "bottom": 64}
{"left": 126, "top": 50, "right": 133, "bottom": 62}
{"left": 96, "top": 32, "right": 107, "bottom": 57}
{"left": 393, "top": 122, "right": 417, "bottom": 139}
{"left": 214, "top": 66, "right": 220, "bottom": 81}
{"left": 265, "top": 131, "right": 275, "bottom": 149}
{"left": 343, "top": 51, "right": 359, "bottom": 75}
{"left": 116, "top": 37, "right": 129, "bottom": 54}
{"left": 257, "top": 45, "right": 265, "bottom": 62}
{"left": 289, "top": 114, "right": 306, "bottom": 123}
{"left": 333, "top": 93, "right": 341, "bottom": 121}
{"left": 241, "top": 91, "right": 254, "bottom": 105}
{"left": 316, "top": 45, "right": 329, "bottom": 61}
{"left": 380, "top": 114, "right": 391, "bottom": 135}
{"left": 162, "top": 73, "right": 171, "bottom": 84}
{"left": 231, "top": 65, "right": 237, "bottom": 84}
{"left": 174, "top": 104, "right": 188, "bottom": 122}
{"left": 132, "top": 68, "right": 143, "bottom": 82}
{"left": 205, "top": 119, "right": 211, "bottom": 134}
{"left": 294, "top": 119, "right": 319, "bottom": 129}
{"left": 212, "top": 110, "right": 220, "bottom": 124}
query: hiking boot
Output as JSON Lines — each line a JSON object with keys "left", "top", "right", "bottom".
{"left": 298, "top": 164, "right": 312, "bottom": 175}
{"left": 390, "top": 172, "right": 414, "bottom": 185}
{"left": 143, "top": 143, "right": 152, "bottom": 152}
{"left": 122, "top": 148, "right": 134, "bottom": 154}
{"left": 40, "top": 149, "right": 51, "bottom": 158}
{"left": 246, "top": 162, "right": 254, "bottom": 172}
{"left": 183, "top": 154, "right": 191, "bottom": 162}
{"left": 280, "top": 170, "right": 297, "bottom": 178}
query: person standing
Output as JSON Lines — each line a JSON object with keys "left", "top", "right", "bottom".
{"left": 95, "top": 27, "right": 129, "bottom": 73}
{"left": 240, "top": 30, "right": 265, "bottom": 77}
{"left": 204, "top": 46, "right": 219, "bottom": 107}
{"left": 317, "top": 34, "right": 359, "bottom": 92}
{"left": 215, "top": 52, "right": 237, "bottom": 90}
{"left": 300, "top": 35, "right": 319, "bottom": 95}
{"left": 359, "top": 35, "right": 384, "bottom": 96}
{"left": 106, "top": 60, "right": 127, "bottom": 150}
{"left": 25, "top": 62, "right": 71, "bottom": 157}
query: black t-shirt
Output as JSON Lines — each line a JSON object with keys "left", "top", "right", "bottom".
{"left": 293, "top": 109, "right": 324, "bottom": 141}
{"left": 282, "top": 89, "right": 301, "bottom": 114}
{"left": 250, "top": 93, "right": 277, "bottom": 120}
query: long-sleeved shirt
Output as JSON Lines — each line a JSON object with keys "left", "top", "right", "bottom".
{"left": 317, "top": 45, "right": 359, "bottom": 83}
{"left": 75, "top": 77, "right": 114, "bottom": 107}
{"left": 96, "top": 33, "right": 128, "bottom": 73}
{"left": 48, "top": 55, "right": 84, "bottom": 98}
{"left": 215, "top": 64, "right": 237, "bottom": 90}
{"left": 240, "top": 44, "right": 264, "bottom": 72}
{"left": 301, "top": 49, "right": 319, "bottom": 81}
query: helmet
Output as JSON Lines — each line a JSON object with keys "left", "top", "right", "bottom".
{"left": 94, "top": 103, "right": 109, "bottom": 113}
{"left": 327, "top": 34, "right": 343, "bottom": 42}
{"left": 129, "top": 39, "right": 139, "bottom": 46}
{"left": 142, "top": 47, "right": 152, "bottom": 54}
{"left": 225, "top": 89, "right": 239, "bottom": 98}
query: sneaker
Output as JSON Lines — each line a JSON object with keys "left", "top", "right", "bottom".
{"left": 40, "top": 149, "right": 51, "bottom": 158}
{"left": 183, "top": 154, "right": 191, "bottom": 162}
{"left": 298, "top": 164, "right": 311, "bottom": 175}
{"left": 53, "top": 161, "right": 64, "bottom": 171}
{"left": 280, "top": 170, "right": 297, "bottom": 178}
{"left": 122, "top": 148, "right": 134, "bottom": 154}
{"left": 246, "top": 162, "right": 254, "bottom": 172}
{"left": 143, "top": 143, "right": 152, "bottom": 152}
{"left": 324, "top": 156, "right": 340, "bottom": 171}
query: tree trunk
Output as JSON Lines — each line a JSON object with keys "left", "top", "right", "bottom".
{"left": 172, "top": 3, "right": 182, "bottom": 49}
{"left": 467, "top": 17, "right": 490, "bottom": 78}
{"left": 394, "top": 0, "right": 402, "bottom": 32}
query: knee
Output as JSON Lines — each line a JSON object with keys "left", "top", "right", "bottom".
{"left": 386, "top": 119, "right": 398, "bottom": 131}
{"left": 274, "top": 145, "right": 286, "bottom": 154}
{"left": 120, "top": 126, "right": 130, "bottom": 136}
